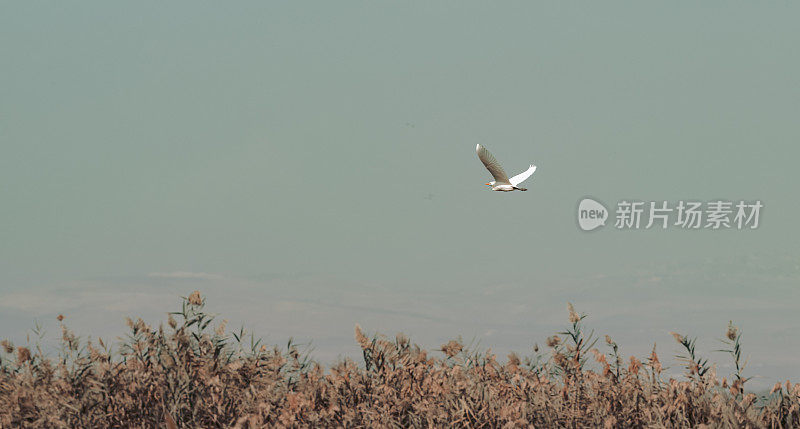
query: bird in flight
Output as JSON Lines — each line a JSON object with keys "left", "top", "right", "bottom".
{"left": 476, "top": 144, "right": 536, "bottom": 192}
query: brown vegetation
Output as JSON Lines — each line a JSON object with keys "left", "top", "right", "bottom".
{"left": 1, "top": 293, "right": 798, "bottom": 428}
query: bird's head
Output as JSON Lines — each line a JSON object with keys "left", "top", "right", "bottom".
{"left": 485, "top": 181, "right": 495, "bottom": 187}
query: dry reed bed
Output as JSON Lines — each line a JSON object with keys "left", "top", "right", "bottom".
{"left": 1, "top": 292, "right": 798, "bottom": 428}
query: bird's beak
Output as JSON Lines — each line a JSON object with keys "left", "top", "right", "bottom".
{"left": 485, "top": 183, "right": 491, "bottom": 186}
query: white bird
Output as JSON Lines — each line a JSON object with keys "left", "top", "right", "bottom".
{"left": 476, "top": 144, "right": 536, "bottom": 192}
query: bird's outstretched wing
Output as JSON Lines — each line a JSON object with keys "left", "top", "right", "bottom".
{"left": 476, "top": 144, "right": 510, "bottom": 184}
{"left": 510, "top": 164, "right": 537, "bottom": 186}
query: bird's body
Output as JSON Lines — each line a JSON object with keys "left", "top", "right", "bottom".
{"left": 489, "top": 183, "right": 520, "bottom": 192}
{"left": 476, "top": 144, "right": 536, "bottom": 192}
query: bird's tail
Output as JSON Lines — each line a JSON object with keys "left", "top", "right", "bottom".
{"left": 514, "top": 186, "right": 527, "bottom": 191}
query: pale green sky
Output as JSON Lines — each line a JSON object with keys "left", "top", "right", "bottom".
{"left": 1, "top": 2, "right": 798, "bottom": 387}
